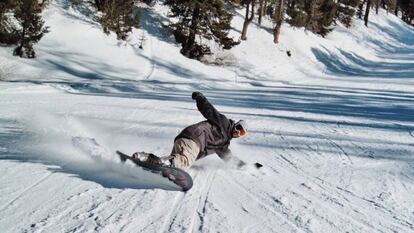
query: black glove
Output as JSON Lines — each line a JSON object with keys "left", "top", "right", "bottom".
{"left": 192, "top": 92, "right": 203, "bottom": 100}
{"left": 254, "top": 162, "right": 263, "bottom": 169}
{"left": 237, "top": 160, "right": 247, "bottom": 168}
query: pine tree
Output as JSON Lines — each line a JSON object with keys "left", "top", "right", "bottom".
{"left": 164, "top": 0, "right": 238, "bottom": 60}
{"left": 94, "top": 0, "right": 107, "bottom": 11}
{"left": 318, "top": 0, "right": 337, "bottom": 35}
{"left": 0, "top": 1, "right": 9, "bottom": 25}
{"left": 385, "top": 0, "right": 397, "bottom": 14}
{"left": 0, "top": 0, "right": 15, "bottom": 32}
{"left": 336, "top": 0, "right": 359, "bottom": 28}
{"left": 101, "top": 0, "right": 133, "bottom": 40}
{"left": 398, "top": 0, "right": 414, "bottom": 24}
{"left": 287, "top": 0, "right": 337, "bottom": 36}
{"left": 13, "top": 0, "right": 48, "bottom": 58}
{"left": 305, "top": 0, "right": 318, "bottom": 30}
{"left": 286, "top": 0, "right": 308, "bottom": 27}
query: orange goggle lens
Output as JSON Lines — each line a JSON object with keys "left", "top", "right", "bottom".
{"left": 236, "top": 126, "right": 246, "bottom": 136}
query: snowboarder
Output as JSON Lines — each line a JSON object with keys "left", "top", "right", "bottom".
{"left": 133, "top": 91, "right": 248, "bottom": 169}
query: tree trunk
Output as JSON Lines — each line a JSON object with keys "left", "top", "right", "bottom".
{"left": 358, "top": 1, "right": 364, "bottom": 19}
{"left": 305, "top": 0, "right": 316, "bottom": 30}
{"left": 375, "top": 0, "right": 379, "bottom": 14}
{"left": 394, "top": 3, "right": 398, "bottom": 16}
{"left": 273, "top": 0, "right": 284, "bottom": 44}
{"left": 95, "top": 0, "right": 106, "bottom": 11}
{"left": 14, "top": 25, "right": 26, "bottom": 57}
{"left": 290, "top": 0, "right": 296, "bottom": 9}
{"left": 258, "top": 0, "right": 264, "bottom": 25}
{"left": 241, "top": 0, "right": 255, "bottom": 40}
{"left": 39, "top": 0, "right": 48, "bottom": 8}
{"left": 183, "top": 4, "right": 200, "bottom": 57}
{"left": 364, "top": 0, "right": 371, "bottom": 27}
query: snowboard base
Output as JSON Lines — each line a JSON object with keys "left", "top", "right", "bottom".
{"left": 116, "top": 151, "right": 193, "bottom": 192}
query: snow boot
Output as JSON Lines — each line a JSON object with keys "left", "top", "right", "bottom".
{"left": 132, "top": 152, "right": 172, "bottom": 167}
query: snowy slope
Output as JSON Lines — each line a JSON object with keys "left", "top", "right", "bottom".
{"left": 1, "top": 0, "right": 414, "bottom": 232}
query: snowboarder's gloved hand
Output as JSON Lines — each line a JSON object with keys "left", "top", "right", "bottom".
{"left": 192, "top": 92, "right": 203, "bottom": 100}
{"left": 237, "top": 160, "right": 246, "bottom": 168}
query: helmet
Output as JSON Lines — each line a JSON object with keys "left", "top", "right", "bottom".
{"left": 234, "top": 120, "right": 247, "bottom": 137}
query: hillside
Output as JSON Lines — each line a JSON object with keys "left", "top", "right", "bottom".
{"left": 1, "top": 0, "right": 414, "bottom": 232}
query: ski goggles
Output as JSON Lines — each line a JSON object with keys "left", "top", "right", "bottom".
{"left": 235, "top": 124, "right": 247, "bottom": 137}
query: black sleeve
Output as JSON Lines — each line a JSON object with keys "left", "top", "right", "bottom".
{"left": 217, "top": 148, "right": 232, "bottom": 162}
{"left": 194, "top": 93, "right": 229, "bottom": 130}
{"left": 217, "top": 149, "right": 246, "bottom": 168}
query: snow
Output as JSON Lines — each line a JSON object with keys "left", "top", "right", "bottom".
{"left": 1, "top": 0, "right": 414, "bottom": 232}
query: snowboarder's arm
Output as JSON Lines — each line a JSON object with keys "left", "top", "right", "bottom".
{"left": 217, "top": 149, "right": 246, "bottom": 168}
{"left": 192, "top": 92, "right": 229, "bottom": 129}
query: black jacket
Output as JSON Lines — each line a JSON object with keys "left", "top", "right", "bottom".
{"left": 175, "top": 93, "right": 235, "bottom": 160}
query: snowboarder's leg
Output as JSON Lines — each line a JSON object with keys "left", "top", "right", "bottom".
{"left": 169, "top": 138, "right": 200, "bottom": 169}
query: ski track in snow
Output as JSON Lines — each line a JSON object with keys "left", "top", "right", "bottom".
{"left": 187, "top": 171, "right": 216, "bottom": 233}
{"left": 159, "top": 190, "right": 185, "bottom": 233}
{"left": 132, "top": 25, "right": 155, "bottom": 81}
{"left": 268, "top": 125, "right": 414, "bottom": 232}
{"left": 0, "top": 172, "right": 53, "bottom": 213}
{"left": 221, "top": 174, "right": 307, "bottom": 233}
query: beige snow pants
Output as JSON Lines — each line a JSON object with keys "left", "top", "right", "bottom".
{"left": 169, "top": 138, "right": 200, "bottom": 169}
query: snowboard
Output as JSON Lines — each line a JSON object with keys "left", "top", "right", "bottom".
{"left": 116, "top": 151, "right": 193, "bottom": 192}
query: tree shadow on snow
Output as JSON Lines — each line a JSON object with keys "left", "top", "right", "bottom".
{"left": 6, "top": 43, "right": 209, "bottom": 95}
{"left": 369, "top": 19, "right": 414, "bottom": 47}
{"left": 311, "top": 47, "right": 414, "bottom": 78}
{"left": 140, "top": 8, "right": 175, "bottom": 44}
{"left": 312, "top": 17, "right": 414, "bottom": 78}
{"left": 59, "top": 0, "right": 102, "bottom": 27}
